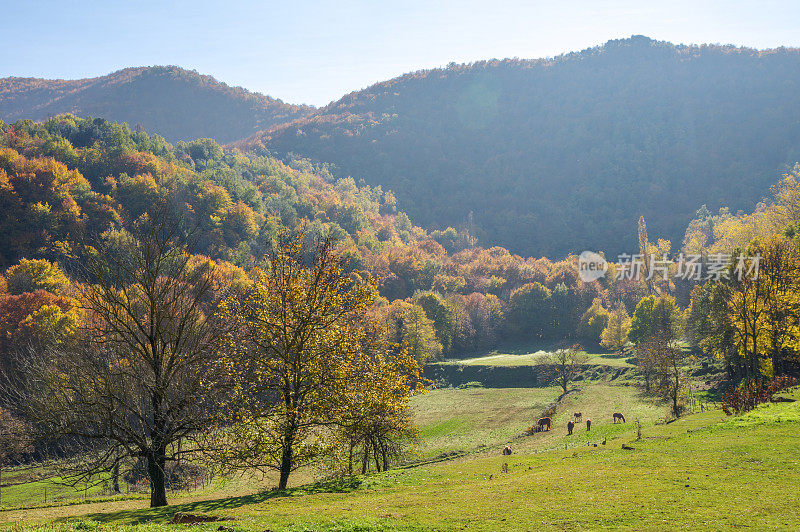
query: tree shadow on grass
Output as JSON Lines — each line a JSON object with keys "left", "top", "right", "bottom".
{"left": 62, "top": 477, "right": 364, "bottom": 525}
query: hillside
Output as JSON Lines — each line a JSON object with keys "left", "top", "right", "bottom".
{"left": 0, "top": 66, "right": 312, "bottom": 143}
{"left": 3, "top": 113, "right": 650, "bottom": 379}
{"left": 4, "top": 384, "right": 799, "bottom": 530}
{"left": 246, "top": 36, "right": 800, "bottom": 257}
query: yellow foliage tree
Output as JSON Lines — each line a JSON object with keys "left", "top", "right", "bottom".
{"left": 600, "top": 304, "right": 632, "bottom": 352}
{"left": 729, "top": 236, "right": 800, "bottom": 377}
{"left": 217, "top": 235, "right": 421, "bottom": 489}
{"left": 5, "top": 258, "right": 69, "bottom": 295}
{"left": 760, "top": 237, "right": 800, "bottom": 375}
{"left": 330, "top": 321, "right": 422, "bottom": 475}
{"left": 380, "top": 299, "right": 443, "bottom": 363}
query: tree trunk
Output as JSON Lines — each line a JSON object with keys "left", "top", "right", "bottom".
{"left": 372, "top": 438, "right": 381, "bottom": 472}
{"left": 724, "top": 353, "right": 734, "bottom": 381}
{"left": 749, "top": 330, "right": 760, "bottom": 377}
{"left": 348, "top": 441, "right": 354, "bottom": 476}
{"left": 112, "top": 461, "right": 121, "bottom": 494}
{"left": 672, "top": 363, "right": 680, "bottom": 417}
{"left": 278, "top": 429, "right": 294, "bottom": 490}
{"left": 736, "top": 345, "right": 745, "bottom": 380}
{"left": 381, "top": 440, "right": 388, "bottom": 472}
{"left": 147, "top": 451, "right": 168, "bottom": 507}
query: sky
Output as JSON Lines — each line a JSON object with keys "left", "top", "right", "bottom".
{"left": 2, "top": 0, "right": 799, "bottom": 107}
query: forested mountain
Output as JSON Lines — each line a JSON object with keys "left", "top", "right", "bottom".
{"left": 244, "top": 36, "right": 800, "bottom": 257}
{"left": 6, "top": 38, "right": 800, "bottom": 258}
{"left": 0, "top": 66, "right": 312, "bottom": 143}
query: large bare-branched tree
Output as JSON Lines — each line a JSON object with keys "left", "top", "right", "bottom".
{"left": 10, "top": 211, "right": 234, "bottom": 507}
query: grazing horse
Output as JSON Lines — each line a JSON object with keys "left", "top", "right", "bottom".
{"left": 574, "top": 412, "right": 582, "bottom": 422}
{"left": 586, "top": 419, "right": 591, "bottom": 431}
{"left": 502, "top": 445, "right": 513, "bottom": 455}
{"left": 567, "top": 421, "right": 575, "bottom": 435}
{"left": 537, "top": 417, "right": 551, "bottom": 431}
{"left": 613, "top": 412, "right": 626, "bottom": 423}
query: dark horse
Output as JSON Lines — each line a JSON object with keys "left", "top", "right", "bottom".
{"left": 502, "top": 445, "right": 513, "bottom": 455}
{"left": 574, "top": 412, "right": 582, "bottom": 422}
{"left": 613, "top": 412, "right": 626, "bottom": 423}
{"left": 537, "top": 417, "right": 551, "bottom": 431}
{"left": 567, "top": 421, "right": 575, "bottom": 435}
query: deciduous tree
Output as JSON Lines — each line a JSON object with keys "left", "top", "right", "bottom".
{"left": 541, "top": 345, "right": 589, "bottom": 396}
{"left": 215, "top": 236, "right": 416, "bottom": 489}
{"left": 600, "top": 304, "right": 631, "bottom": 352}
{"left": 9, "top": 211, "right": 233, "bottom": 507}
{"left": 381, "top": 299, "right": 443, "bottom": 363}
{"left": 628, "top": 295, "right": 680, "bottom": 346}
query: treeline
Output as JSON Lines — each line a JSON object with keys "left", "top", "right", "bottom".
{"left": 684, "top": 171, "right": 800, "bottom": 380}
{"left": 602, "top": 172, "right": 800, "bottom": 416}
{"left": 247, "top": 36, "right": 800, "bottom": 257}
{"left": 6, "top": 38, "right": 800, "bottom": 258}
{"left": 2, "top": 112, "right": 800, "bottom": 507}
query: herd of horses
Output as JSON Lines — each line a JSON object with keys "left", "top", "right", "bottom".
{"left": 501, "top": 412, "right": 625, "bottom": 455}
{"left": 535, "top": 411, "right": 625, "bottom": 434}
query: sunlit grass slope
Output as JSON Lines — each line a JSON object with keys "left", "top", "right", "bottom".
{"left": 5, "top": 386, "right": 797, "bottom": 531}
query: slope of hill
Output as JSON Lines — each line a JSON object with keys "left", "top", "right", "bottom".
{"left": 246, "top": 36, "right": 800, "bottom": 257}
{"left": 4, "top": 386, "right": 798, "bottom": 530}
{"left": 0, "top": 66, "right": 313, "bottom": 143}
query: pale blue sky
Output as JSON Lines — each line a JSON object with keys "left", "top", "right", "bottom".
{"left": 2, "top": 0, "right": 799, "bottom": 106}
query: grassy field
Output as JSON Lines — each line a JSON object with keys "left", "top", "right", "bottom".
{"left": 439, "top": 342, "right": 634, "bottom": 368}
{"left": 3, "top": 383, "right": 798, "bottom": 531}
{"left": 0, "top": 468, "right": 120, "bottom": 509}
{"left": 410, "top": 381, "right": 667, "bottom": 459}
{"left": 440, "top": 351, "right": 633, "bottom": 368}
{"left": 410, "top": 386, "right": 559, "bottom": 458}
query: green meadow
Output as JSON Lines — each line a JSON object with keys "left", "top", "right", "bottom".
{"left": 4, "top": 372, "right": 798, "bottom": 531}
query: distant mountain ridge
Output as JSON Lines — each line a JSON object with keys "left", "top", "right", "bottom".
{"left": 0, "top": 66, "right": 313, "bottom": 143}
{"left": 243, "top": 36, "right": 800, "bottom": 257}
{"left": 5, "top": 37, "right": 800, "bottom": 257}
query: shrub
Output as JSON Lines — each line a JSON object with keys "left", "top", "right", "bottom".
{"left": 721, "top": 376, "right": 797, "bottom": 415}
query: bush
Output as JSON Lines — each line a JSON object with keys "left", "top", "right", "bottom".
{"left": 721, "top": 376, "right": 797, "bottom": 415}
{"left": 540, "top": 403, "right": 558, "bottom": 418}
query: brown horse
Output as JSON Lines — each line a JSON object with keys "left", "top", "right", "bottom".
{"left": 574, "top": 412, "right": 582, "bottom": 422}
{"left": 502, "top": 445, "right": 513, "bottom": 455}
{"left": 613, "top": 412, "right": 626, "bottom": 423}
{"left": 537, "top": 417, "right": 551, "bottom": 431}
{"left": 567, "top": 421, "right": 575, "bottom": 435}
